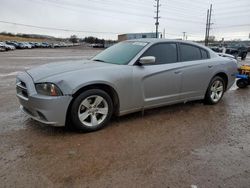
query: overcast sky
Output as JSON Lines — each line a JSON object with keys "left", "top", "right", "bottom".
{"left": 0, "top": 0, "right": 249, "bottom": 40}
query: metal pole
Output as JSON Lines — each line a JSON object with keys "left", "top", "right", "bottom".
{"left": 207, "top": 4, "right": 212, "bottom": 46}
{"left": 155, "top": 0, "right": 160, "bottom": 38}
{"left": 205, "top": 9, "right": 209, "bottom": 46}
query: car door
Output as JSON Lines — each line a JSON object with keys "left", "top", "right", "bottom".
{"left": 178, "top": 43, "right": 214, "bottom": 100}
{"left": 132, "top": 43, "right": 183, "bottom": 108}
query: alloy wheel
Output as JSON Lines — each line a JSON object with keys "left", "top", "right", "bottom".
{"left": 78, "top": 95, "right": 108, "bottom": 127}
{"left": 210, "top": 80, "right": 224, "bottom": 103}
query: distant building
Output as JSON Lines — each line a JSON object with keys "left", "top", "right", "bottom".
{"left": 118, "top": 32, "right": 158, "bottom": 41}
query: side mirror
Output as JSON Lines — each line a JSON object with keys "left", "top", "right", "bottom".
{"left": 139, "top": 56, "right": 156, "bottom": 65}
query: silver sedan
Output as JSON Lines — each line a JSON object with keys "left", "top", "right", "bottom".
{"left": 16, "top": 39, "right": 238, "bottom": 131}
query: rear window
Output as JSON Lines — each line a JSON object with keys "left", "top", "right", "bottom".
{"left": 180, "top": 44, "right": 202, "bottom": 61}
{"left": 200, "top": 48, "right": 209, "bottom": 59}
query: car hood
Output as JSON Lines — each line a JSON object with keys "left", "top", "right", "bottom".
{"left": 26, "top": 60, "right": 116, "bottom": 82}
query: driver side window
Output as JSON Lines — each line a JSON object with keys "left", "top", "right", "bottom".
{"left": 142, "top": 43, "right": 178, "bottom": 65}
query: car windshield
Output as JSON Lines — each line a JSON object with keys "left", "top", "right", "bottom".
{"left": 92, "top": 41, "right": 148, "bottom": 65}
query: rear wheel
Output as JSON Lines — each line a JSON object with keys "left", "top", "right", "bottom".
{"left": 204, "top": 76, "right": 225, "bottom": 105}
{"left": 71, "top": 89, "right": 113, "bottom": 132}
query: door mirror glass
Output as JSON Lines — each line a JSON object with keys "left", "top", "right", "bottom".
{"left": 139, "top": 56, "right": 156, "bottom": 65}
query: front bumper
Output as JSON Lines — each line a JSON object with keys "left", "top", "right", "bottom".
{"left": 16, "top": 72, "right": 72, "bottom": 126}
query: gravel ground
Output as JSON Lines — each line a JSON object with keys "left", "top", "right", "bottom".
{"left": 0, "top": 47, "right": 250, "bottom": 188}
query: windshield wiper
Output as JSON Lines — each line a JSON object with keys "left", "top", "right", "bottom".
{"left": 93, "top": 59, "right": 106, "bottom": 63}
{"left": 92, "top": 59, "right": 114, "bottom": 64}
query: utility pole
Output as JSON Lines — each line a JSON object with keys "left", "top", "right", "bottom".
{"left": 205, "top": 4, "right": 212, "bottom": 46}
{"left": 154, "top": 0, "right": 160, "bottom": 38}
{"left": 183, "top": 32, "right": 186, "bottom": 40}
{"left": 207, "top": 4, "right": 212, "bottom": 45}
{"left": 205, "top": 9, "right": 209, "bottom": 46}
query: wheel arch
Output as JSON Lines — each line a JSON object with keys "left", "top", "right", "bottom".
{"left": 212, "top": 72, "right": 229, "bottom": 91}
{"left": 66, "top": 83, "right": 120, "bottom": 126}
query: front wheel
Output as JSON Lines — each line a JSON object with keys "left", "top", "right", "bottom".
{"left": 70, "top": 89, "right": 113, "bottom": 132}
{"left": 204, "top": 76, "right": 225, "bottom": 105}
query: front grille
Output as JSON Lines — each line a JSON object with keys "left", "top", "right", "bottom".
{"left": 16, "top": 81, "right": 28, "bottom": 99}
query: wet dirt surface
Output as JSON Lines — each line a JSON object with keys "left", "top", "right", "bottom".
{"left": 0, "top": 47, "right": 250, "bottom": 188}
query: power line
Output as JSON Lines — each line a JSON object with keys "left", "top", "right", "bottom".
{"left": 29, "top": 0, "right": 153, "bottom": 19}
{"left": 215, "top": 9, "right": 250, "bottom": 15}
{"left": 0, "top": 20, "right": 121, "bottom": 34}
{"left": 24, "top": 0, "right": 154, "bottom": 26}
{"left": 2, "top": 0, "right": 248, "bottom": 40}
{"left": 215, "top": 24, "right": 250, "bottom": 29}
{"left": 212, "top": 0, "right": 249, "bottom": 5}
{"left": 27, "top": 0, "right": 207, "bottom": 25}
{"left": 161, "top": 17, "right": 204, "bottom": 25}
{"left": 89, "top": 0, "right": 207, "bottom": 20}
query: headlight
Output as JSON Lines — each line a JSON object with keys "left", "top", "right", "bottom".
{"left": 35, "top": 83, "right": 63, "bottom": 96}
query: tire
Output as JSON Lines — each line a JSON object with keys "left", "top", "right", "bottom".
{"left": 204, "top": 76, "right": 225, "bottom": 105}
{"left": 236, "top": 79, "right": 248, "bottom": 89}
{"left": 70, "top": 89, "right": 113, "bottom": 132}
{"left": 241, "top": 53, "right": 247, "bottom": 60}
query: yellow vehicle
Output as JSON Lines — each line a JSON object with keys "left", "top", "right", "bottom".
{"left": 236, "top": 65, "right": 250, "bottom": 88}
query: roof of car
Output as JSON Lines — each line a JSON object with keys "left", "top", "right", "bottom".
{"left": 128, "top": 38, "right": 200, "bottom": 45}
{"left": 127, "top": 38, "right": 218, "bottom": 58}
{"left": 128, "top": 38, "right": 179, "bottom": 42}
{"left": 128, "top": 38, "right": 209, "bottom": 49}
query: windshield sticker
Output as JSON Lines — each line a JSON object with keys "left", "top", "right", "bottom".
{"left": 132, "top": 42, "right": 148, "bottom": 46}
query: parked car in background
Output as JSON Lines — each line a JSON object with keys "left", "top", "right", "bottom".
{"left": 29, "top": 42, "right": 36, "bottom": 48}
{"left": 6, "top": 41, "right": 19, "bottom": 48}
{"left": 225, "top": 43, "right": 248, "bottom": 60}
{"left": 0, "top": 42, "right": 15, "bottom": 50}
{"left": 0, "top": 42, "right": 6, "bottom": 51}
{"left": 16, "top": 42, "right": 26, "bottom": 49}
{"left": 0, "top": 46, "right": 6, "bottom": 52}
{"left": 16, "top": 42, "right": 32, "bottom": 49}
{"left": 210, "top": 43, "right": 248, "bottom": 60}
{"left": 40, "top": 42, "right": 50, "bottom": 48}
{"left": 92, "top": 43, "right": 104, "bottom": 48}
{"left": 16, "top": 39, "right": 238, "bottom": 132}
{"left": 1, "top": 40, "right": 76, "bottom": 51}
{"left": 210, "top": 45, "right": 223, "bottom": 53}
{"left": 23, "top": 42, "right": 32, "bottom": 49}
{"left": 52, "top": 43, "right": 60, "bottom": 48}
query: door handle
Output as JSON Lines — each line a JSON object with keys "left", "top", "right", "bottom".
{"left": 208, "top": 65, "right": 213, "bottom": 68}
{"left": 174, "top": 70, "right": 181, "bottom": 74}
